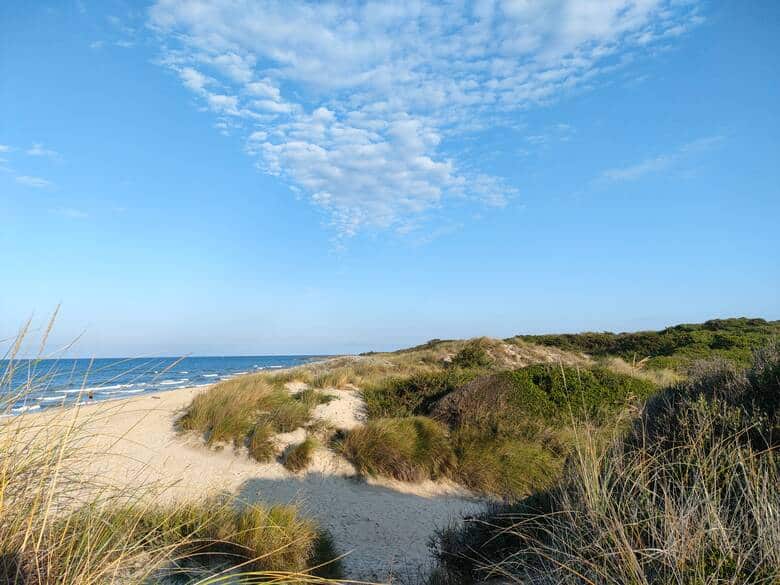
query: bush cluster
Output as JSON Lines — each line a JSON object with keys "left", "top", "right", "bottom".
{"left": 348, "top": 364, "right": 653, "bottom": 498}
{"left": 432, "top": 344, "right": 780, "bottom": 585}
{"left": 517, "top": 317, "right": 780, "bottom": 371}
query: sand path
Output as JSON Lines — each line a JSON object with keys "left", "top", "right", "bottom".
{"left": 18, "top": 387, "right": 484, "bottom": 581}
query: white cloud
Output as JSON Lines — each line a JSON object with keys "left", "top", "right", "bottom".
{"left": 16, "top": 175, "right": 54, "bottom": 188}
{"left": 49, "top": 207, "right": 88, "bottom": 219}
{"left": 148, "top": 0, "right": 702, "bottom": 235}
{"left": 0, "top": 144, "right": 11, "bottom": 153}
{"left": 26, "top": 143, "right": 59, "bottom": 158}
{"left": 602, "top": 135, "right": 724, "bottom": 182}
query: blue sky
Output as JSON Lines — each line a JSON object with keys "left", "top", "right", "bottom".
{"left": 1, "top": 0, "right": 778, "bottom": 357}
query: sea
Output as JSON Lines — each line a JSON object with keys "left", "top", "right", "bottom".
{"left": 1, "top": 355, "right": 326, "bottom": 415}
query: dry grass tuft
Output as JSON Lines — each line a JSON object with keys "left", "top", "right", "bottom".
{"left": 340, "top": 416, "right": 456, "bottom": 481}
{"left": 178, "top": 376, "right": 311, "bottom": 460}
{"left": 283, "top": 436, "right": 318, "bottom": 473}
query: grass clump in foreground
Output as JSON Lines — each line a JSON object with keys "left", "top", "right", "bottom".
{"left": 1, "top": 335, "right": 342, "bottom": 584}
{"left": 178, "top": 375, "right": 319, "bottom": 461}
{"left": 432, "top": 343, "right": 780, "bottom": 585}
{"left": 340, "top": 416, "right": 456, "bottom": 481}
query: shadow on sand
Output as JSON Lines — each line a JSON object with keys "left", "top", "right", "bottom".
{"left": 236, "top": 472, "right": 484, "bottom": 581}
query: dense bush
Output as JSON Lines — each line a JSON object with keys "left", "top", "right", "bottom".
{"left": 450, "top": 339, "right": 493, "bottom": 369}
{"left": 517, "top": 317, "right": 780, "bottom": 371}
{"left": 432, "top": 344, "right": 780, "bottom": 585}
{"left": 349, "top": 364, "right": 653, "bottom": 499}
{"left": 432, "top": 364, "right": 656, "bottom": 432}
{"left": 362, "top": 368, "right": 482, "bottom": 419}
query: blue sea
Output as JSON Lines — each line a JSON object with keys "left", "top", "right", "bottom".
{"left": 1, "top": 355, "right": 326, "bottom": 414}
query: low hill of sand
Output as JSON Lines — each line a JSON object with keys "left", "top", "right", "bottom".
{"left": 16, "top": 384, "right": 484, "bottom": 581}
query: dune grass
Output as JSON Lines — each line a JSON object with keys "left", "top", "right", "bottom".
{"left": 432, "top": 344, "right": 780, "bottom": 585}
{"left": 178, "top": 375, "right": 315, "bottom": 461}
{"left": 339, "top": 416, "right": 456, "bottom": 481}
{"left": 1, "top": 320, "right": 343, "bottom": 584}
{"left": 283, "top": 436, "right": 319, "bottom": 473}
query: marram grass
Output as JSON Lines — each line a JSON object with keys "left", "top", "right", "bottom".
{"left": 0, "top": 319, "right": 344, "bottom": 584}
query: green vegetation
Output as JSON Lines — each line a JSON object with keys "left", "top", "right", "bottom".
{"left": 344, "top": 363, "right": 653, "bottom": 498}
{"left": 362, "top": 368, "right": 483, "bottom": 419}
{"left": 284, "top": 436, "right": 319, "bottom": 472}
{"left": 178, "top": 375, "right": 316, "bottom": 461}
{"left": 432, "top": 344, "right": 780, "bottom": 585}
{"left": 1, "top": 320, "right": 343, "bottom": 584}
{"left": 516, "top": 317, "right": 780, "bottom": 371}
{"left": 45, "top": 499, "right": 332, "bottom": 578}
{"left": 339, "top": 416, "right": 456, "bottom": 481}
{"left": 450, "top": 338, "right": 494, "bottom": 368}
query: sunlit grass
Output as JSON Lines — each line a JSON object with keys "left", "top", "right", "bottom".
{"left": 0, "top": 315, "right": 345, "bottom": 584}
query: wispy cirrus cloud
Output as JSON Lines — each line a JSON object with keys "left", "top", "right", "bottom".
{"left": 602, "top": 135, "right": 725, "bottom": 182}
{"left": 147, "top": 0, "right": 703, "bottom": 236}
{"left": 26, "top": 143, "right": 60, "bottom": 159}
{"left": 49, "top": 207, "right": 88, "bottom": 219}
{"left": 16, "top": 175, "right": 54, "bottom": 189}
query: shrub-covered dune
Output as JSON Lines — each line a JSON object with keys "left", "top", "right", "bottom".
{"left": 342, "top": 363, "right": 655, "bottom": 499}
{"left": 516, "top": 316, "right": 780, "bottom": 372}
{"left": 432, "top": 343, "right": 780, "bottom": 585}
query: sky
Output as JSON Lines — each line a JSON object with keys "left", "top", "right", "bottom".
{"left": 1, "top": 0, "right": 778, "bottom": 357}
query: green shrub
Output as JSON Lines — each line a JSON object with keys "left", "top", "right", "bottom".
{"left": 451, "top": 339, "right": 493, "bottom": 369}
{"left": 432, "top": 364, "right": 655, "bottom": 434}
{"left": 362, "top": 368, "right": 482, "bottom": 419}
{"left": 432, "top": 346, "right": 780, "bottom": 585}
{"left": 340, "top": 416, "right": 456, "bottom": 481}
{"left": 452, "top": 431, "right": 562, "bottom": 499}
{"left": 516, "top": 317, "right": 780, "bottom": 372}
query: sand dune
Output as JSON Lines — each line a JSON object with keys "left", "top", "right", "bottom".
{"left": 18, "top": 387, "right": 483, "bottom": 580}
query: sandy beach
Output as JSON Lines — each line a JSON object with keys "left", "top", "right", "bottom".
{"left": 16, "top": 385, "right": 484, "bottom": 581}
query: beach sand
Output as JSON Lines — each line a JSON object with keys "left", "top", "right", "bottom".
{"left": 16, "top": 386, "right": 484, "bottom": 581}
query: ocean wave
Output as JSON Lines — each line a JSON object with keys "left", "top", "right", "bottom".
{"left": 203, "top": 374, "right": 219, "bottom": 378}
{"left": 56, "top": 384, "right": 132, "bottom": 394}
{"left": 159, "top": 379, "right": 189, "bottom": 386}
{"left": 12, "top": 405, "right": 41, "bottom": 413}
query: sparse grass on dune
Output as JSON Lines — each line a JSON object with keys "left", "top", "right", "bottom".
{"left": 283, "top": 436, "right": 318, "bottom": 473}
{"left": 178, "top": 375, "right": 314, "bottom": 461}
{"left": 339, "top": 416, "right": 456, "bottom": 481}
{"left": 433, "top": 344, "right": 780, "bottom": 585}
